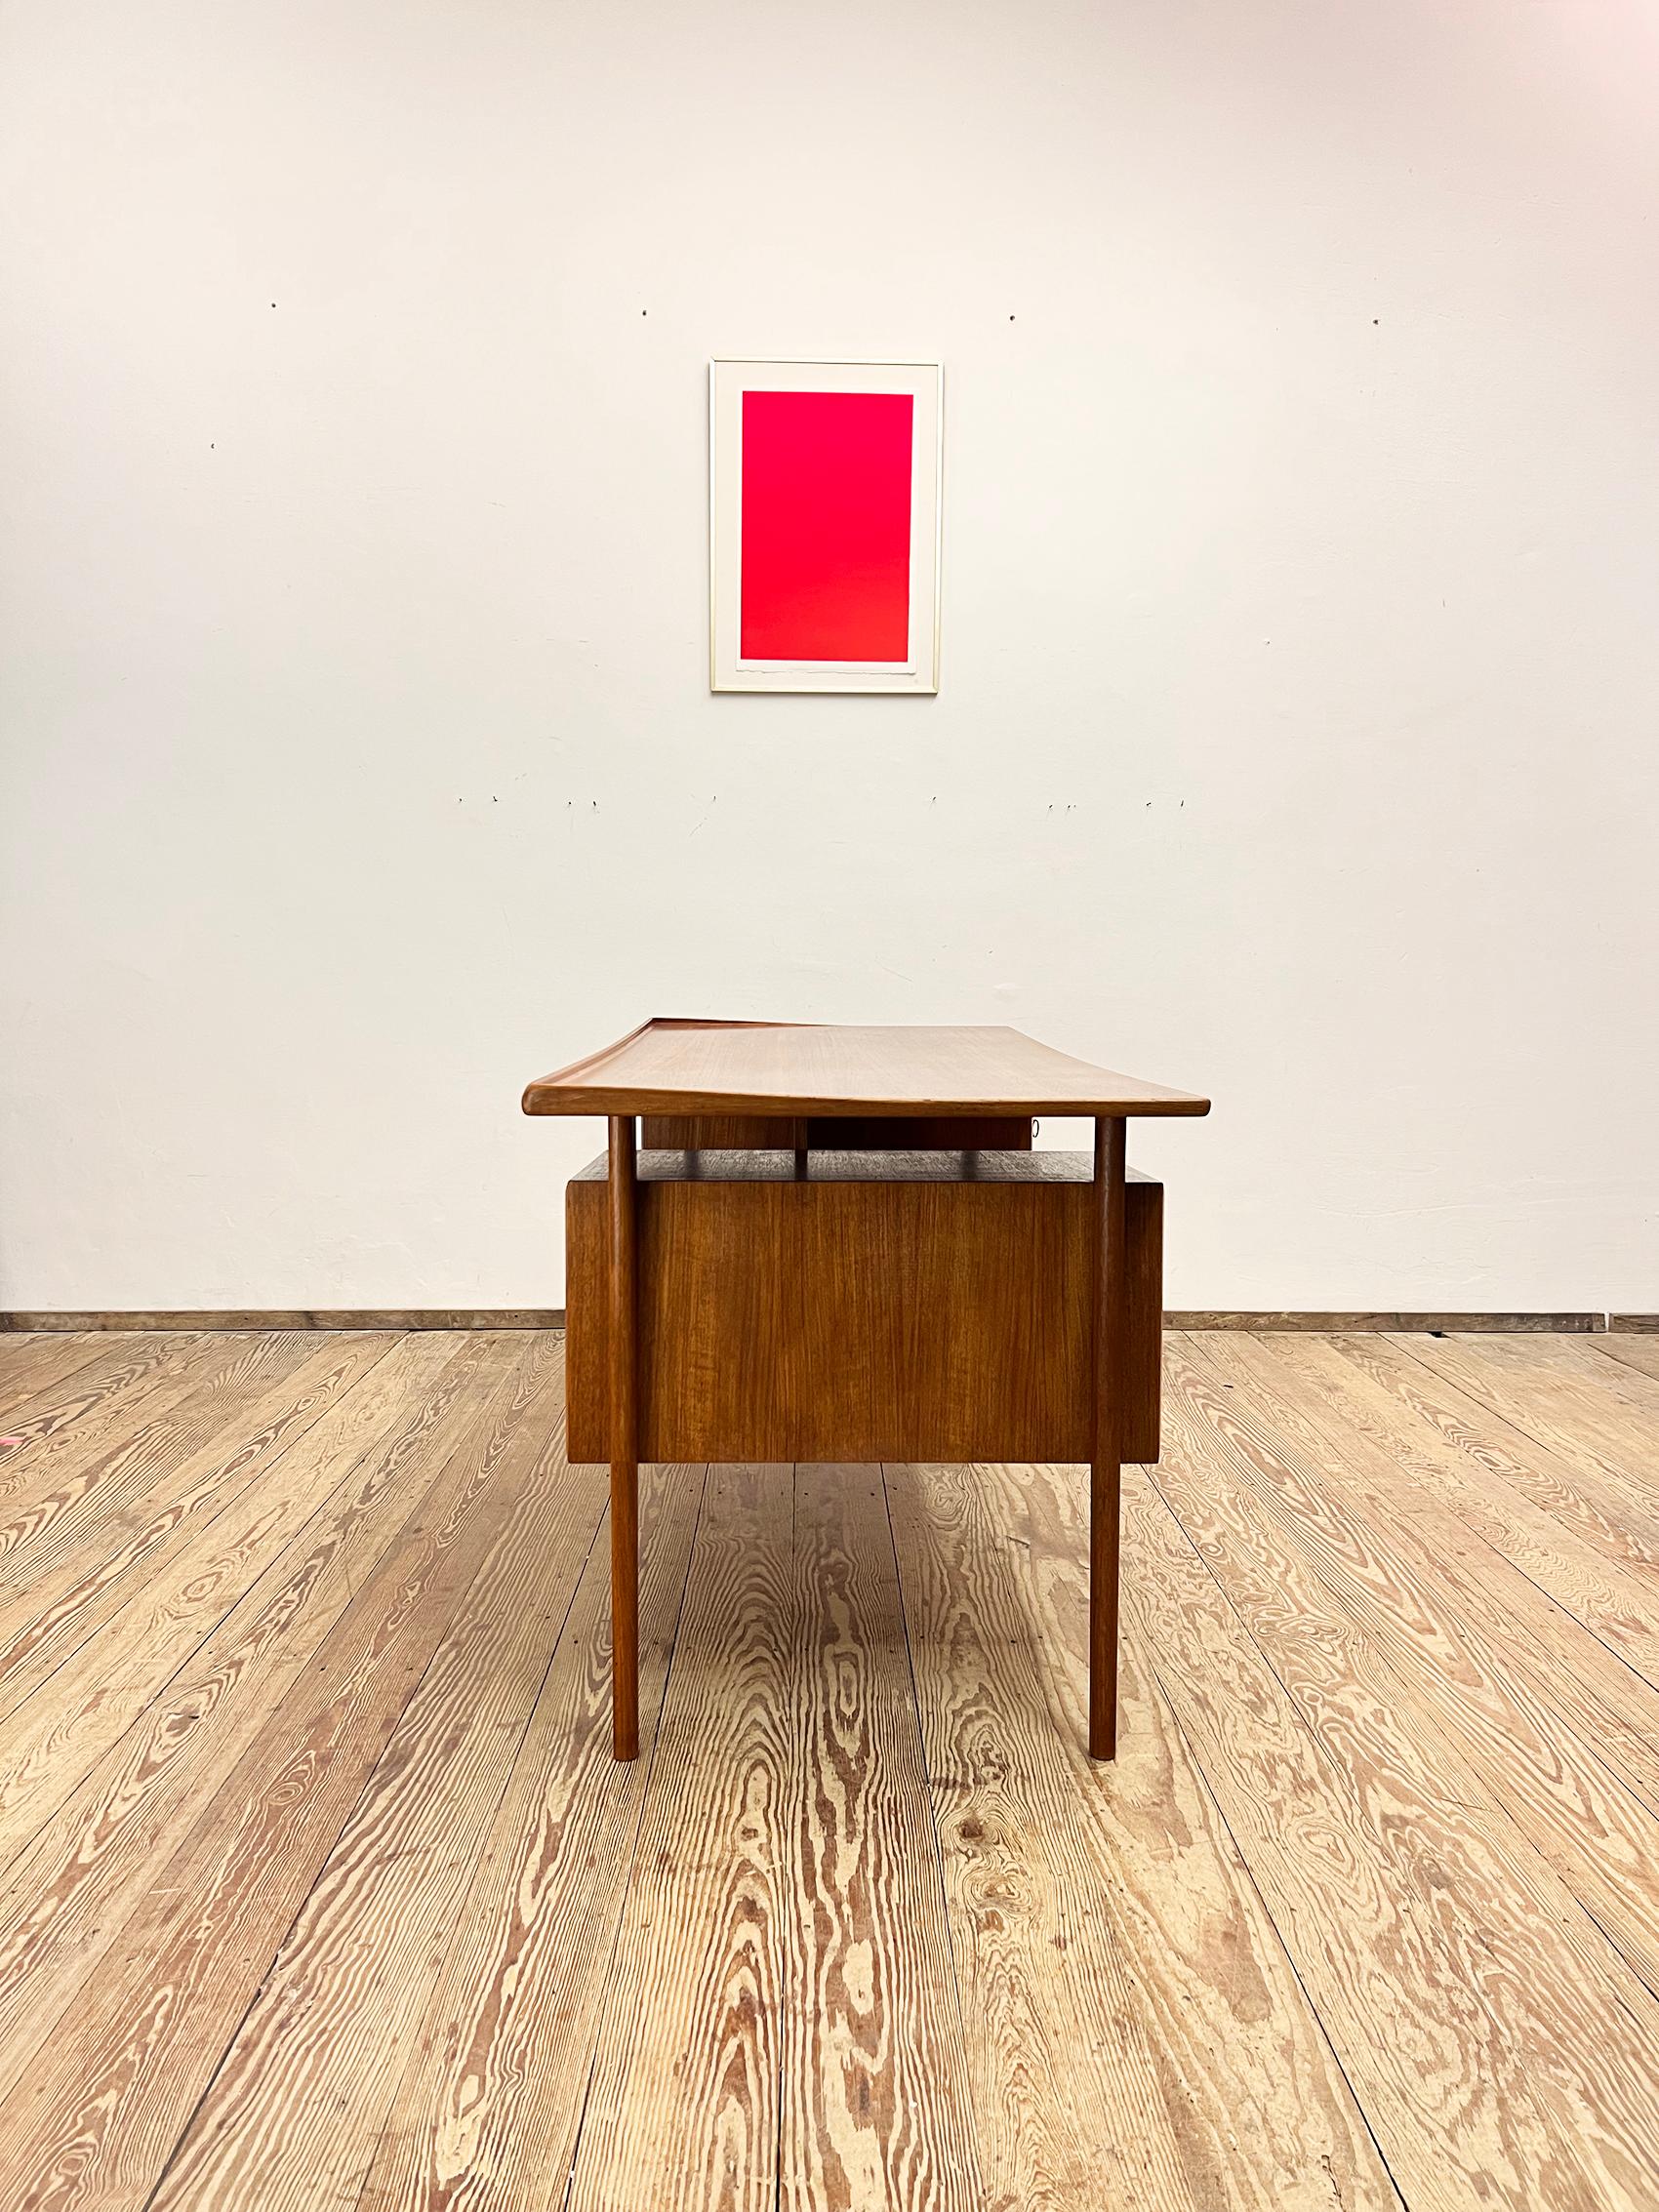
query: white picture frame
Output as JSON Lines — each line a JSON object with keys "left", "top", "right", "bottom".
{"left": 708, "top": 357, "right": 943, "bottom": 695}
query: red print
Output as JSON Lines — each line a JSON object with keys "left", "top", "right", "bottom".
{"left": 740, "top": 389, "right": 913, "bottom": 663}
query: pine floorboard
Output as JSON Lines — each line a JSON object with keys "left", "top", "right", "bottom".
{"left": 0, "top": 1334, "right": 124, "bottom": 1428}
{"left": 1595, "top": 1334, "right": 1659, "bottom": 1386}
{"left": 0, "top": 1325, "right": 1655, "bottom": 2208}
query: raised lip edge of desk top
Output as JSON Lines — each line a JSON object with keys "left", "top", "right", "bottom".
{"left": 521, "top": 1018, "right": 1211, "bottom": 1120}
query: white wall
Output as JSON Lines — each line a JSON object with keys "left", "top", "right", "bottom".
{"left": 3, "top": 0, "right": 1656, "bottom": 1313}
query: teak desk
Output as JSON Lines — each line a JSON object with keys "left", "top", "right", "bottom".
{"left": 522, "top": 1020, "right": 1209, "bottom": 1762}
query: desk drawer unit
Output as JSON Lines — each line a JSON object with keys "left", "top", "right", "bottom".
{"left": 565, "top": 1147, "right": 1162, "bottom": 1466}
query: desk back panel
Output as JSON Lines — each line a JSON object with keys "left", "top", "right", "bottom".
{"left": 565, "top": 1149, "right": 1160, "bottom": 1465}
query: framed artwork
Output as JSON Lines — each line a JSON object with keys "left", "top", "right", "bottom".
{"left": 709, "top": 357, "right": 943, "bottom": 694}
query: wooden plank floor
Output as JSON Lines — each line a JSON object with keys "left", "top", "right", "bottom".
{"left": 0, "top": 1329, "right": 1657, "bottom": 2209}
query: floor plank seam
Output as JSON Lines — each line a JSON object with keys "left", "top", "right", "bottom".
{"left": 0, "top": 1336, "right": 403, "bottom": 1738}
{"left": 1563, "top": 1890, "right": 1659, "bottom": 2025}
{"left": 557, "top": 1460, "right": 713, "bottom": 2212}
{"left": 1193, "top": 1335, "right": 1659, "bottom": 1831}
{"left": 1455, "top": 1621, "right": 1659, "bottom": 1826}
{"left": 0, "top": 1335, "right": 121, "bottom": 1428}
{"left": 768, "top": 1467, "right": 790, "bottom": 2212}
{"left": 1169, "top": 1344, "right": 1659, "bottom": 1951}
{"left": 1426, "top": 1721, "right": 1659, "bottom": 2007}
{"left": 353, "top": 1443, "right": 612, "bottom": 2212}
{"left": 769, "top": 1460, "right": 797, "bottom": 2212}
{"left": 1219, "top": 1335, "right": 1659, "bottom": 1732}
{"left": 1592, "top": 1339, "right": 1659, "bottom": 1382}
{"left": 1388, "top": 1333, "right": 1652, "bottom": 1500}
{"left": 1136, "top": 1453, "right": 1423, "bottom": 2208}
{"left": 1145, "top": 1648, "right": 1413, "bottom": 2212}
{"left": 877, "top": 1460, "right": 980, "bottom": 2108}
{"left": 1343, "top": 1327, "right": 1659, "bottom": 1507}
{"left": 136, "top": 1611, "right": 463, "bottom": 2210}
{"left": 1146, "top": 1396, "right": 1659, "bottom": 2183}
{"left": 0, "top": 1344, "right": 410, "bottom": 1887}
{"left": 0, "top": 1333, "right": 249, "bottom": 1480}
{"left": 138, "top": 1365, "right": 567, "bottom": 2210}
{"left": 1140, "top": 1462, "right": 1356, "bottom": 1794}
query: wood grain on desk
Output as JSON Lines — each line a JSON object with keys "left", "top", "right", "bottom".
{"left": 565, "top": 1148, "right": 1163, "bottom": 1465}
{"left": 523, "top": 1018, "right": 1209, "bottom": 1120}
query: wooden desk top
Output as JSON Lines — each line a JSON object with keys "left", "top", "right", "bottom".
{"left": 522, "top": 1019, "right": 1209, "bottom": 1120}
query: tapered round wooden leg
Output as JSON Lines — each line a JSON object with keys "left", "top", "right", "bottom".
{"left": 1089, "top": 1461, "right": 1121, "bottom": 1760}
{"left": 608, "top": 1115, "right": 640, "bottom": 1760}
{"left": 611, "top": 1461, "right": 638, "bottom": 1759}
{"left": 1090, "top": 1115, "right": 1127, "bottom": 1760}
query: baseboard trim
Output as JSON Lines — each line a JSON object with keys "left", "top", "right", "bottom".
{"left": 1168, "top": 1311, "right": 1609, "bottom": 1332}
{"left": 0, "top": 1307, "right": 1633, "bottom": 1335}
{"left": 0, "top": 1309, "right": 568, "bottom": 1333}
